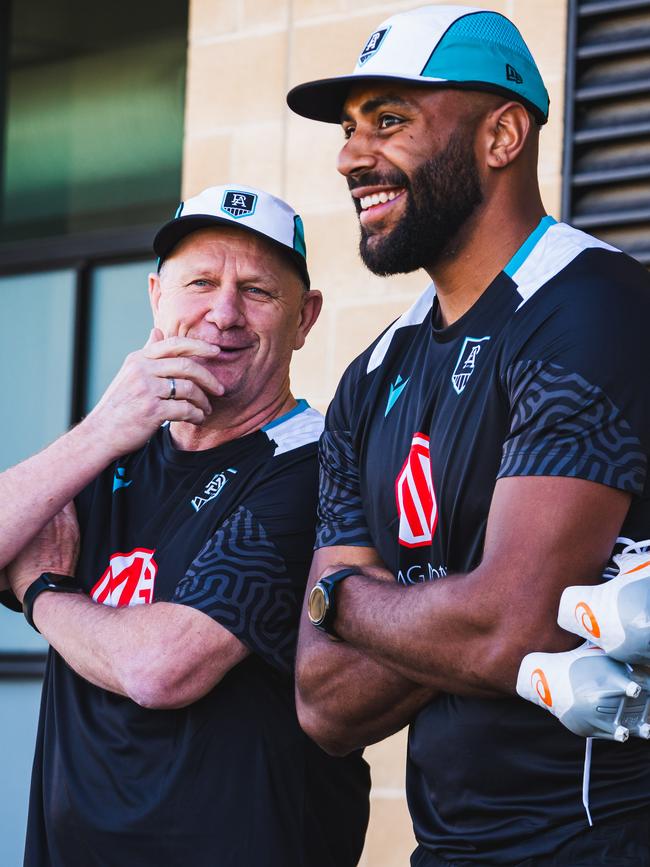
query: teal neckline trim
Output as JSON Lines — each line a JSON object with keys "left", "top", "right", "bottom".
{"left": 262, "top": 398, "right": 310, "bottom": 431}
{"left": 503, "top": 216, "right": 557, "bottom": 278}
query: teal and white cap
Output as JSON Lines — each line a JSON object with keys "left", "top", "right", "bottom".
{"left": 154, "top": 183, "right": 310, "bottom": 287}
{"left": 287, "top": 5, "right": 549, "bottom": 125}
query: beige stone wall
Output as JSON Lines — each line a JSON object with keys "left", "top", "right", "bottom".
{"left": 184, "top": 1, "right": 568, "bottom": 863}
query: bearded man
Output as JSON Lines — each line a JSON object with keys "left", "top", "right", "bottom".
{"left": 287, "top": 7, "right": 650, "bottom": 866}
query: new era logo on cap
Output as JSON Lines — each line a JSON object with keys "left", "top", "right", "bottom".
{"left": 506, "top": 63, "right": 523, "bottom": 84}
{"left": 358, "top": 26, "right": 390, "bottom": 65}
{"left": 221, "top": 190, "right": 257, "bottom": 219}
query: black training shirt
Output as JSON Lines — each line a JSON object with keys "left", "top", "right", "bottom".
{"left": 317, "top": 220, "right": 650, "bottom": 865}
{"left": 26, "top": 401, "right": 370, "bottom": 867}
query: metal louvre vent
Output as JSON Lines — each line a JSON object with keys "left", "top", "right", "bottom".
{"left": 562, "top": 0, "right": 650, "bottom": 265}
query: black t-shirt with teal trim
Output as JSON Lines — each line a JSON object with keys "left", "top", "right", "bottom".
{"left": 317, "top": 221, "right": 650, "bottom": 865}
{"left": 25, "top": 401, "right": 370, "bottom": 867}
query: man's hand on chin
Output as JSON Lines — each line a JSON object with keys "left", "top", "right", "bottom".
{"left": 83, "top": 328, "right": 226, "bottom": 458}
{"left": 6, "top": 501, "right": 80, "bottom": 603}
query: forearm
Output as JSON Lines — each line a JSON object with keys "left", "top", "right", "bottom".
{"left": 297, "top": 627, "right": 434, "bottom": 755}
{"left": 334, "top": 570, "right": 576, "bottom": 696}
{"left": 0, "top": 419, "right": 118, "bottom": 568}
{"left": 31, "top": 593, "right": 246, "bottom": 707}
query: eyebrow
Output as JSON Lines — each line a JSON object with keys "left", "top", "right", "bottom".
{"left": 341, "top": 94, "right": 414, "bottom": 123}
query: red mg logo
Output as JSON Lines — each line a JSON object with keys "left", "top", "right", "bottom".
{"left": 91, "top": 548, "right": 158, "bottom": 607}
{"left": 395, "top": 433, "right": 437, "bottom": 548}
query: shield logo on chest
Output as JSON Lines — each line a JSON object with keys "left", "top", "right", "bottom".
{"left": 395, "top": 432, "right": 438, "bottom": 548}
{"left": 451, "top": 336, "right": 490, "bottom": 395}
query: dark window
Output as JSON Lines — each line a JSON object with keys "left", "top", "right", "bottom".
{"left": 0, "top": 5, "right": 188, "bottom": 854}
{"left": 562, "top": 0, "right": 650, "bottom": 265}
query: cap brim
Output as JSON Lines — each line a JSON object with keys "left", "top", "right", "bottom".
{"left": 153, "top": 214, "right": 310, "bottom": 288}
{"left": 288, "top": 74, "right": 410, "bottom": 123}
{"left": 287, "top": 74, "right": 548, "bottom": 125}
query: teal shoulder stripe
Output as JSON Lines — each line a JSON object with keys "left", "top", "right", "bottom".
{"left": 262, "top": 398, "right": 310, "bottom": 431}
{"left": 504, "top": 216, "right": 557, "bottom": 278}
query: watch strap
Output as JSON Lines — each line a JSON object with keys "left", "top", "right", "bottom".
{"left": 315, "top": 567, "right": 358, "bottom": 637}
{"left": 0, "top": 589, "right": 22, "bottom": 613}
{"left": 23, "top": 572, "right": 83, "bottom": 633}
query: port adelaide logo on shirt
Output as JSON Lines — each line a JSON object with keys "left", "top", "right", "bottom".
{"left": 191, "top": 468, "right": 238, "bottom": 513}
{"left": 221, "top": 190, "right": 257, "bottom": 219}
{"left": 451, "top": 336, "right": 490, "bottom": 395}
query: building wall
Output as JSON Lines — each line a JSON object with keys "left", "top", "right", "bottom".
{"left": 184, "top": 1, "right": 568, "bottom": 863}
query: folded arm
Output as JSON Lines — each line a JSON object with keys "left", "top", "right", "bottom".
{"left": 296, "top": 545, "right": 435, "bottom": 756}
{"left": 31, "top": 593, "right": 249, "bottom": 708}
{"left": 6, "top": 506, "right": 248, "bottom": 708}
{"left": 332, "top": 476, "right": 631, "bottom": 694}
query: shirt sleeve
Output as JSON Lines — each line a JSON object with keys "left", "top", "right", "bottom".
{"left": 498, "top": 359, "right": 646, "bottom": 492}
{"left": 498, "top": 254, "right": 650, "bottom": 493}
{"left": 315, "top": 370, "right": 375, "bottom": 550}
{"left": 172, "top": 504, "right": 299, "bottom": 675}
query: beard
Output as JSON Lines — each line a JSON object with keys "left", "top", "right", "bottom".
{"left": 353, "top": 128, "right": 484, "bottom": 276}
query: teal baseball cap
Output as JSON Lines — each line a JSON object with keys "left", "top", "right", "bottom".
{"left": 154, "top": 183, "right": 310, "bottom": 287}
{"left": 287, "top": 5, "right": 549, "bottom": 125}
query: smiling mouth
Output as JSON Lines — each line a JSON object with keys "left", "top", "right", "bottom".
{"left": 359, "top": 189, "right": 405, "bottom": 210}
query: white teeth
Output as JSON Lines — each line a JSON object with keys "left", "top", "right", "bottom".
{"left": 359, "top": 190, "right": 401, "bottom": 210}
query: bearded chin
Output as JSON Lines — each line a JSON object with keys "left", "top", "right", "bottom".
{"left": 358, "top": 131, "right": 484, "bottom": 277}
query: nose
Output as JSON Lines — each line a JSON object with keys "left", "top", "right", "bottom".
{"left": 337, "top": 126, "right": 377, "bottom": 179}
{"left": 204, "top": 284, "right": 246, "bottom": 331}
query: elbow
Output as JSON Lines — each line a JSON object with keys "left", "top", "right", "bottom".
{"left": 297, "top": 700, "right": 357, "bottom": 757}
{"left": 295, "top": 681, "right": 361, "bottom": 757}
{"left": 120, "top": 658, "right": 190, "bottom": 710}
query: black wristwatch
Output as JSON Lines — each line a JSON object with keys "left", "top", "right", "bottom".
{"left": 23, "top": 572, "right": 83, "bottom": 633}
{"left": 307, "top": 567, "right": 357, "bottom": 638}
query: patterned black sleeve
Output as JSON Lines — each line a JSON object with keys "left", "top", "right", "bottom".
{"left": 172, "top": 505, "right": 299, "bottom": 675}
{"left": 315, "top": 428, "right": 374, "bottom": 549}
{"left": 499, "top": 360, "right": 646, "bottom": 493}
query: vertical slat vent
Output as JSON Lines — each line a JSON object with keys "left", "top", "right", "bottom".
{"left": 563, "top": 0, "right": 650, "bottom": 265}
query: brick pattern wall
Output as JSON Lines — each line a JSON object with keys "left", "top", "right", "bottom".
{"left": 184, "top": 2, "right": 568, "bottom": 862}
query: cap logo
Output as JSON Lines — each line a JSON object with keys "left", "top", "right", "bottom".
{"left": 506, "top": 64, "right": 523, "bottom": 85}
{"left": 358, "top": 26, "right": 390, "bottom": 66}
{"left": 221, "top": 190, "right": 257, "bottom": 219}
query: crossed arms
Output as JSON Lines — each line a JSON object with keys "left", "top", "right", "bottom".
{"left": 1, "top": 333, "right": 248, "bottom": 709}
{"left": 296, "top": 475, "right": 632, "bottom": 754}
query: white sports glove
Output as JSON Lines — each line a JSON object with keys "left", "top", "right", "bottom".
{"left": 516, "top": 641, "right": 650, "bottom": 741}
{"left": 558, "top": 538, "right": 650, "bottom": 664}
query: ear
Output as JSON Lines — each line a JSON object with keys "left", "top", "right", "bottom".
{"left": 148, "top": 272, "right": 162, "bottom": 326}
{"left": 484, "top": 102, "right": 532, "bottom": 170}
{"left": 294, "top": 289, "right": 323, "bottom": 351}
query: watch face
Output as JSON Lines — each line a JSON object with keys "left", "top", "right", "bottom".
{"left": 308, "top": 585, "right": 328, "bottom": 625}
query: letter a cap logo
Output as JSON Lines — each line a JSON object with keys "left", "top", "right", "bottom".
{"left": 358, "top": 26, "right": 390, "bottom": 65}
{"left": 221, "top": 190, "right": 257, "bottom": 219}
{"left": 153, "top": 182, "right": 311, "bottom": 288}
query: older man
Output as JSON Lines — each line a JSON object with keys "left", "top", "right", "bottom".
{"left": 288, "top": 7, "right": 650, "bottom": 866}
{"left": 0, "top": 184, "right": 369, "bottom": 867}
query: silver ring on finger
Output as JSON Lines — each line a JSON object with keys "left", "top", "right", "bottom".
{"left": 167, "top": 377, "right": 176, "bottom": 400}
